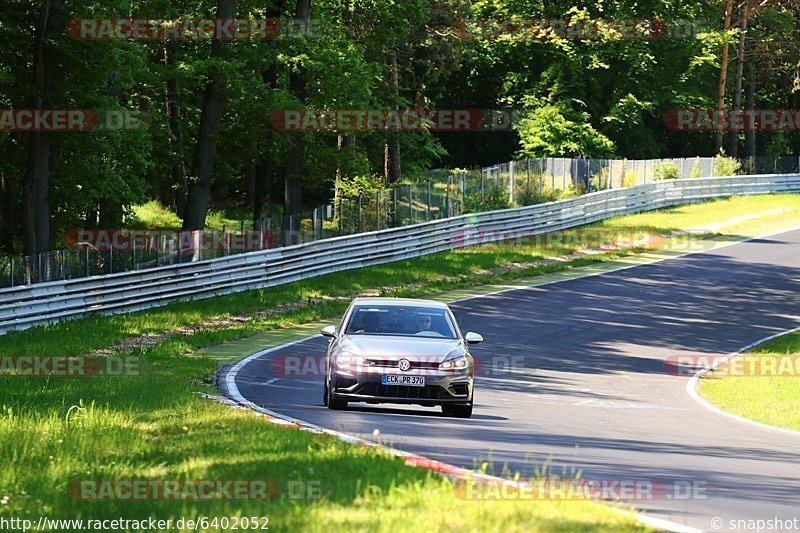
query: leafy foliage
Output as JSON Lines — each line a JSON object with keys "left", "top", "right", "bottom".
{"left": 1, "top": 0, "right": 799, "bottom": 254}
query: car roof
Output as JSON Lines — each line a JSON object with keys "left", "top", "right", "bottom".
{"left": 351, "top": 297, "right": 449, "bottom": 309}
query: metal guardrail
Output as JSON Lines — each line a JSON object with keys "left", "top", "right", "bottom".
{"left": 1, "top": 174, "right": 798, "bottom": 334}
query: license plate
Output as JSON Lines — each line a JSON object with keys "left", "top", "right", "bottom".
{"left": 381, "top": 374, "right": 425, "bottom": 387}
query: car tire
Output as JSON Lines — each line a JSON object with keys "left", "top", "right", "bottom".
{"left": 442, "top": 402, "right": 472, "bottom": 418}
{"left": 326, "top": 381, "right": 348, "bottom": 410}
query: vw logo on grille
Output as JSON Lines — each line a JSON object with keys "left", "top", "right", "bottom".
{"left": 398, "top": 359, "right": 411, "bottom": 371}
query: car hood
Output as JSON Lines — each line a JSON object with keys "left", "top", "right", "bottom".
{"left": 337, "top": 334, "right": 464, "bottom": 360}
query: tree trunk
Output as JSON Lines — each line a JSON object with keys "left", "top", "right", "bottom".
{"left": 253, "top": 147, "right": 272, "bottom": 231}
{"left": 84, "top": 206, "right": 98, "bottom": 229}
{"left": 282, "top": 0, "right": 313, "bottom": 244}
{"left": 333, "top": 134, "right": 351, "bottom": 223}
{"left": 253, "top": 59, "right": 280, "bottom": 231}
{"left": 0, "top": 171, "right": 16, "bottom": 253}
{"left": 284, "top": 132, "right": 304, "bottom": 243}
{"left": 164, "top": 46, "right": 187, "bottom": 218}
{"left": 745, "top": 60, "right": 756, "bottom": 160}
{"left": 182, "top": 0, "right": 238, "bottom": 231}
{"left": 23, "top": 0, "right": 63, "bottom": 256}
{"left": 715, "top": 0, "right": 734, "bottom": 154}
{"left": 245, "top": 140, "right": 257, "bottom": 209}
{"left": 384, "top": 51, "right": 401, "bottom": 183}
{"left": 727, "top": 2, "right": 748, "bottom": 158}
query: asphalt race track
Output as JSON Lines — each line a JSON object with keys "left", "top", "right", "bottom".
{"left": 230, "top": 229, "right": 800, "bottom": 531}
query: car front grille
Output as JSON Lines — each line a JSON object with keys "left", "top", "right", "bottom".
{"left": 367, "top": 359, "right": 441, "bottom": 370}
{"left": 355, "top": 383, "right": 452, "bottom": 400}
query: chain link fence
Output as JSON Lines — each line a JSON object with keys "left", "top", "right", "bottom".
{"left": 2, "top": 155, "right": 798, "bottom": 288}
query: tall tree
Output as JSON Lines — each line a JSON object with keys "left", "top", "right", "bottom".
{"left": 715, "top": 0, "right": 735, "bottom": 153}
{"left": 728, "top": 2, "right": 749, "bottom": 157}
{"left": 182, "top": 0, "right": 238, "bottom": 231}
{"left": 23, "top": 0, "right": 65, "bottom": 255}
{"left": 282, "top": 0, "right": 313, "bottom": 243}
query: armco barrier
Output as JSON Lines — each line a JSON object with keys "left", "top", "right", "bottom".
{"left": 1, "top": 174, "right": 798, "bottom": 334}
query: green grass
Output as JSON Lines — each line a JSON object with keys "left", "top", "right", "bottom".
{"left": 2, "top": 193, "right": 800, "bottom": 531}
{"left": 598, "top": 193, "right": 800, "bottom": 233}
{"left": 700, "top": 331, "right": 800, "bottom": 431}
{"left": 0, "top": 329, "right": 642, "bottom": 531}
{"left": 130, "top": 201, "right": 247, "bottom": 231}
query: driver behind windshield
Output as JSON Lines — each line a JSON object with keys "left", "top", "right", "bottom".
{"left": 415, "top": 313, "right": 433, "bottom": 333}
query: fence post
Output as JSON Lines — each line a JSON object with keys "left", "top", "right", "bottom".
{"left": 461, "top": 174, "right": 466, "bottom": 213}
{"left": 526, "top": 159, "right": 531, "bottom": 201}
{"left": 427, "top": 180, "right": 432, "bottom": 221}
{"left": 445, "top": 175, "right": 451, "bottom": 217}
{"left": 539, "top": 158, "right": 544, "bottom": 198}
{"left": 375, "top": 191, "right": 380, "bottom": 230}
{"left": 509, "top": 161, "right": 515, "bottom": 204}
{"left": 392, "top": 188, "right": 398, "bottom": 227}
{"left": 409, "top": 186, "right": 414, "bottom": 224}
{"left": 338, "top": 198, "right": 343, "bottom": 236}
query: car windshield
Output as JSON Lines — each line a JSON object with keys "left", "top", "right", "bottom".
{"left": 345, "top": 305, "right": 458, "bottom": 339}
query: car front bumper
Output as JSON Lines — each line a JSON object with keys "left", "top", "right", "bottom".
{"left": 330, "top": 367, "right": 473, "bottom": 406}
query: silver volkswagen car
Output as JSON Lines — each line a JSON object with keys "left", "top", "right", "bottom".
{"left": 321, "top": 297, "right": 482, "bottom": 418}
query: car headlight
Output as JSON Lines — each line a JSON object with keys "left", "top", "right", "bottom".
{"left": 335, "top": 353, "right": 366, "bottom": 369}
{"left": 439, "top": 356, "right": 468, "bottom": 371}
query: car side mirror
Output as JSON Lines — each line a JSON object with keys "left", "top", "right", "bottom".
{"left": 465, "top": 332, "right": 483, "bottom": 344}
{"left": 320, "top": 325, "right": 337, "bottom": 338}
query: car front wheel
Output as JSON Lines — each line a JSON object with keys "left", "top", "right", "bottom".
{"left": 325, "top": 380, "right": 348, "bottom": 410}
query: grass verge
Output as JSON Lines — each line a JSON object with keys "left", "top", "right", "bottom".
{"left": 700, "top": 331, "right": 800, "bottom": 431}
{"left": 3, "top": 193, "right": 800, "bottom": 531}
